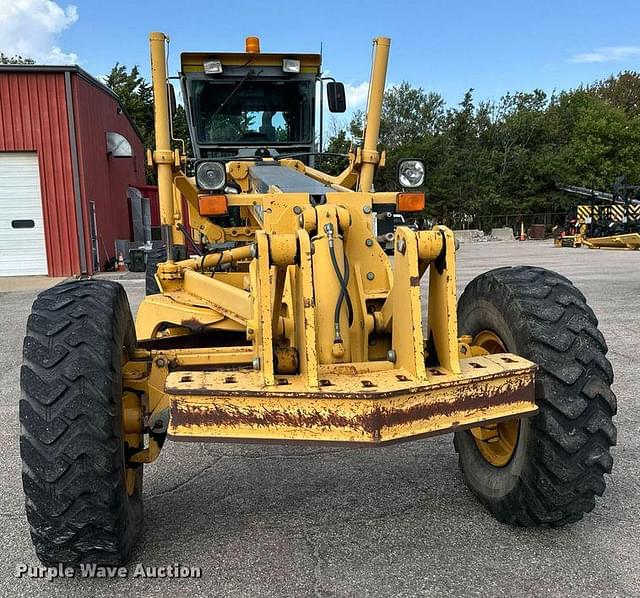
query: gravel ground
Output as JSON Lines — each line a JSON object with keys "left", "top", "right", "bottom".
{"left": 0, "top": 239, "right": 638, "bottom": 597}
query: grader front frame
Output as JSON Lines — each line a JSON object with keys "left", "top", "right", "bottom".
{"left": 128, "top": 33, "right": 537, "bottom": 451}
{"left": 19, "top": 32, "right": 616, "bottom": 566}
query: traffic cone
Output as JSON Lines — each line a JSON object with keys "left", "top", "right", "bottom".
{"left": 117, "top": 252, "right": 126, "bottom": 272}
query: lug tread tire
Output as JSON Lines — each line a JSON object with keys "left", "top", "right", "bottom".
{"left": 145, "top": 247, "right": 166, "bottom": 296}
{"left": 454, "top": 266, "right": 616, "bottom": 527}
{"left": 20, "top": 279, "right": 142, "bottom": 565}
{"left": 146, "top": 244, "right": 187, "bottom": 295}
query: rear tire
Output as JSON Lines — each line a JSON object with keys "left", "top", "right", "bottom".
{"left": 20, "top": 279, "right": 143, "bottom": 565}
{"left": 454, "top": 266, "right": 616, "bottom": 526}
{"left": 145, "top": 244, "right": 187, "bottom": 295}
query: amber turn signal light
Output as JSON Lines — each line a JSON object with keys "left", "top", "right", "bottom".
{"left": 397, "top": 192, "right": 425, "bottom": 212}
{"left": 198, "top": 194, "right": 228, "bottom": 216}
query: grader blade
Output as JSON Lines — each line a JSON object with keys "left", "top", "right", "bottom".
{"left": 165, "top": 355, "right": 537, "bottom": 444}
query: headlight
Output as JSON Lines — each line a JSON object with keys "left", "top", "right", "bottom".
{"left": 282, "top": 58, "right": 300, "bottom": 73}
{"left": 203, "top": 59, "right": 223, "bottom": 74}
{"left": 196, "top": 161, "right": 226, "bottom": 191}
{"left": 398, "top": 159, "right": 425, "bottom": 188}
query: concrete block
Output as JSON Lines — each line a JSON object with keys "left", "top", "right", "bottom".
{"left": 490, "top": 227, "right": 515, "bottom": 241}
{"left": 453, "top": 229, "right": 485, "bottom": 243}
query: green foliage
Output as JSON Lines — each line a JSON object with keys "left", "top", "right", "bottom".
{"left": 103, "top": 59, "right": 640, "bottom": 219}
{"left": 105, "top": 64, "right": 192, "bottom": 183}
{"left": 0, "top": 53, "right": 35, "bottom": 64}
{"left": 324, "top": 73, "right": 640, "bottom": 227}
{"left": 105, "top": 64, "right": 154, "bottom": 146}
{"left": 554, "top": 91, "right": 640, "bottom": 188}
{"left": 586, "top": 71, "right": 640, "bottom": 117}
{"left": 321, "top": 129, "right": 351, "bottom": 175}
{"left": 105, "top": 64, "right": 154, "bottom": 182}
{"left": 172, "top": 104, "right": 193, "bottom": 157}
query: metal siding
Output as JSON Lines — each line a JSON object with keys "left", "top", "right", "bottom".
{"left": 72, "top": 76, "right": 145, "bottom": 271}
{"left": 0, "top": 72, "right": 79, "bottom": 276}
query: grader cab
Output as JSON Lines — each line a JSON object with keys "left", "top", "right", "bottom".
{"left": 19, "top": 33, "right": 616, "bottom": 565}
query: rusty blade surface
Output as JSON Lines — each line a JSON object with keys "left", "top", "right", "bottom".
{"left": 166, "top": 354, "right": 537, "bottom": 444}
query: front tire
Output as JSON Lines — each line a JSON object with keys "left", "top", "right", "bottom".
{"left": 454, "top": 266, "right": 616, "bottom": 526}
{"left": 20, "top": 279, "right": 143, "bottom": 565}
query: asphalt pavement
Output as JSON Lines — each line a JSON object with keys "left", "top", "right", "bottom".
{"left": 1, "top": 240, "right": 638, "bottom": 597}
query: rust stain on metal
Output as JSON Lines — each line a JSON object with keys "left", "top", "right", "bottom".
{"left": 166, "top": 364, "right": 535, "bottom": 400}
{"left": 170, "top": 378, "right": 535, "bottom": 440}
{"left": 172, "top": 400, "right": 355, "bottom": 431}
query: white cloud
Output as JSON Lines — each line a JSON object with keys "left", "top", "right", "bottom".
{"left": 568, "top": 46, "right": 640, "bottom": 64}
{"left": 345, "top": 81, "right": 369, "bottom": 109}
{"left": 0, "top": 0, "right": 79, "bottom": 64}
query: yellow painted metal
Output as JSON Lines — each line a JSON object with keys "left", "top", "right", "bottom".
{"left": 391, "top": 227, "right": 426, "bottom": 379}
{"left": 129, "top": 32, "right": 540, "bottom": 452}
{"left": 583, "top": 232, "right": 640, "bottom": 250}
{"left": 555, "top": 234, "right": 583, "bottom": 248}
{"left": 149, "top": 32, "right": 176, "bottom": 243}
{"left": 294, "top": 229, "right": 319, "bottom": 387}
{"left": 174, "top": 174, "right": 225, "bottom": 243}
{"left": 136, "top": 292, "right": 244, "bottom": 341}
{"left": 313, "top": 205, "right": 352, "bottom": 363}
{"left": 165, "top": 354, "right": 537, "bottom": 443}
{"left": 469, "top": 330, "right": 521, "bottom": 466}
{"left": 182, "top": 269, "right": 251, "bottom": 322}
{"left": 122, "top": 391, "right": 142, "bottom": 435}
{"left": 254, "top": 231, "right": 276, "bottom": 385}
{"left": 122, "top": 390, "right": 142, "bottom": 494}
{"left": 427, "top": 226, "right": 461, "bottom": 375}
{"left": 177, "top": 244, "right": 254, "bottom": 273}
{"left": 577, "top": 203, "right": 640, "bottom": 222}
{"left": 359, "top": 37, "right": 390, "bottom": 193}
{"left": 122, "top": 352, "right": 175, "bottom": 465}
{"left": 181, "top": 51, "right": 321, "bottom": 71}
{"left": 557, "top": 232, "right": 640, "bottom": 250}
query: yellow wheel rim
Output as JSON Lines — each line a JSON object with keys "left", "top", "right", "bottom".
{"left": 469, "top": 330, "right": 520, "bottom": 467}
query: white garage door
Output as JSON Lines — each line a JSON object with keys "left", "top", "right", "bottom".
{"left": 0, "top": 153, "right": 48, "bottom": 276}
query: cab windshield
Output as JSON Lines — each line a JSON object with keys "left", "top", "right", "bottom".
{"left": 191, "top": 79, "right": 313, "bottom": 145}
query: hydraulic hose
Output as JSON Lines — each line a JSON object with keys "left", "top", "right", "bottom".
{"left": 176, "top": 223, "right": 203, "bottom": 256}
{"left": 325, "top": 224, "right": 354, "bottom": 344}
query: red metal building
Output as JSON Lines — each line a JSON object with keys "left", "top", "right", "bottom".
{"left": 0, "top": 65, "right": 145, "bottom": 276}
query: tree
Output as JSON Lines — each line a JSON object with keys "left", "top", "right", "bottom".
{"left": 378, "top": 82, "right": 445, "bottom": 149}
{"left": 105, "top": 64, "right": 193, "bottom": 182}
{"left": 106, "top": 62, "right": 640, "bottom": 222}
{"left": 555, "top": 91, "right": 640, "bottom": 189}
{"left": 587, "top": 71, "right": 640, "bottom": 117}
{"left": 0, "top": 53, "right": 35, "bottom": 64}
{"left": 322, "top": 129, "right": 351, "bottom": 175}
{"left": 172, "top": 104, "right": 192, "bottom": 157}
{"left": 433, "top": 91, "right": 498, "bottom": 224}
{"left": 105, "top": 64, "right": 155, "bottom": 152}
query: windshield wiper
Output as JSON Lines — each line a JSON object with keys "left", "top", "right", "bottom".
{"left": 209, "top": 68, "right": 263, "bottom": 121}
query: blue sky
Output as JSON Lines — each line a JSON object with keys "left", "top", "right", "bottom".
{"left": 2, "top": 0, "right": 640, "bottom": 113}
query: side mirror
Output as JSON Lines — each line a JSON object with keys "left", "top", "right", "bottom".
{"left": 327, "top": 82, "right": 346, "bottom": 113}
{"left": 167, "top": 83, "right": 177, "bottom": 119}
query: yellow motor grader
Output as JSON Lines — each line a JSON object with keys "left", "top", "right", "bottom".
{"left": 20, "top": 33, "right": 616, "bottom": 565}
